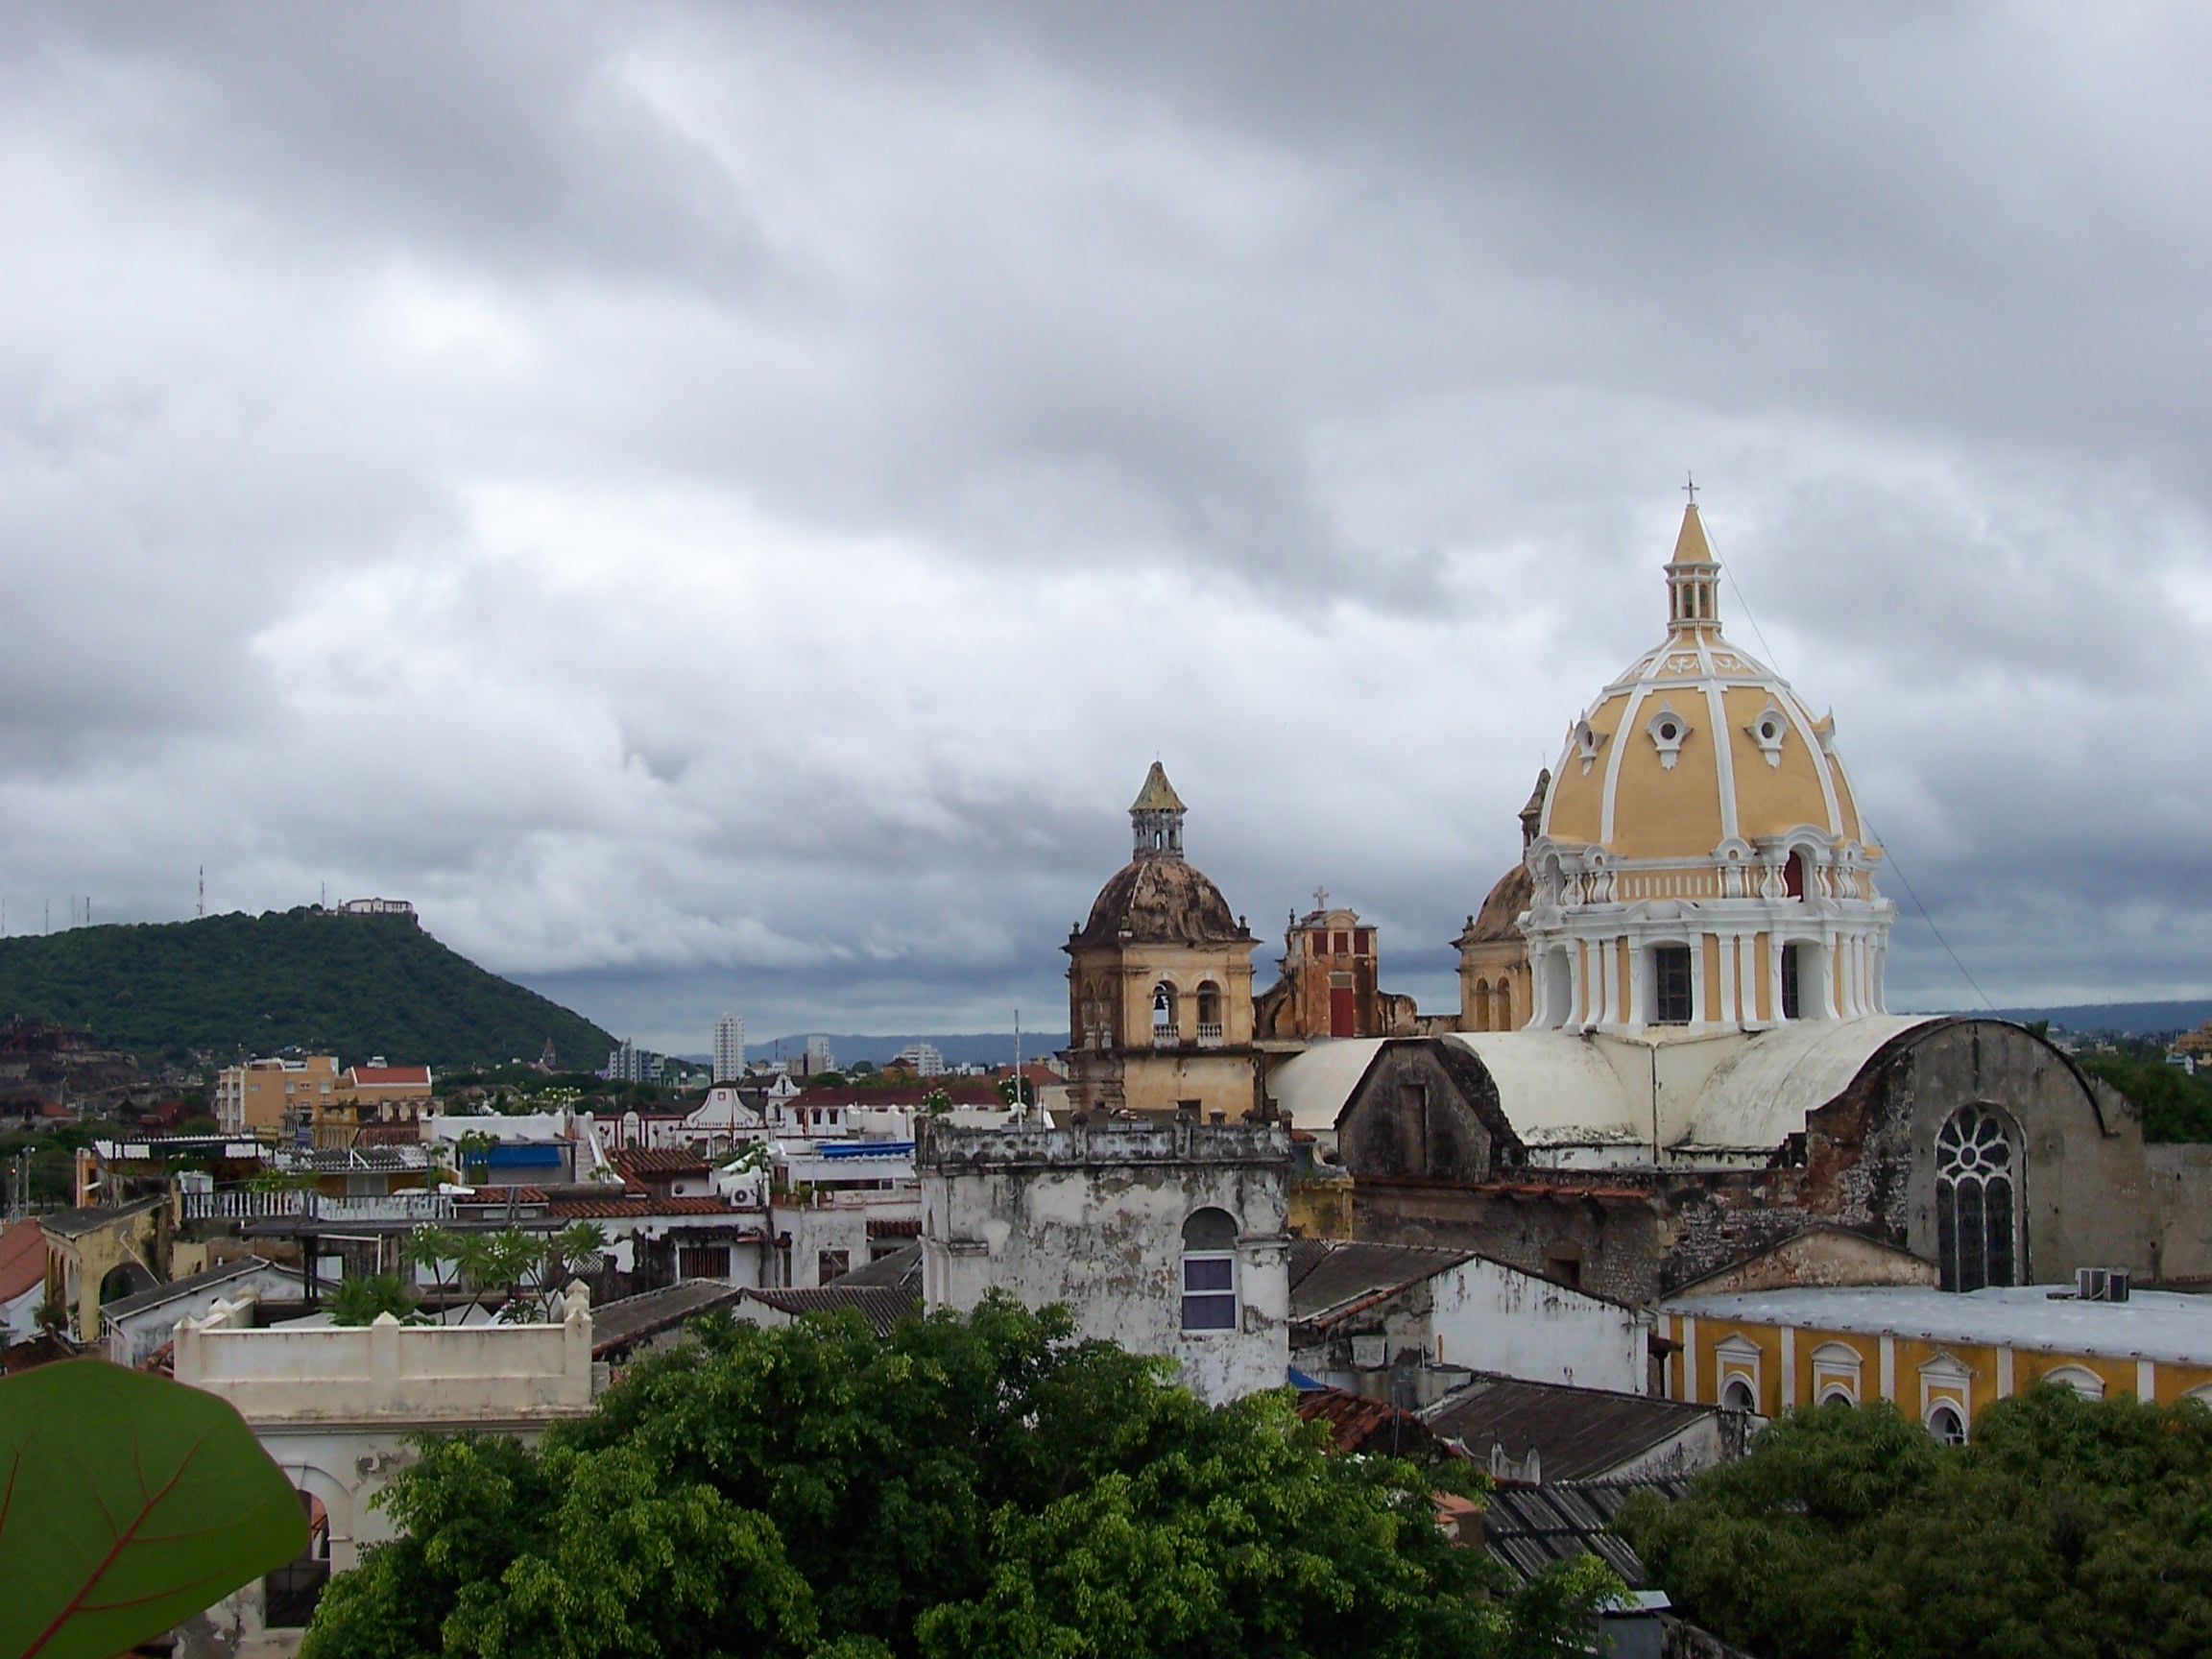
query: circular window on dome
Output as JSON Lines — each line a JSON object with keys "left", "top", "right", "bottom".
{"left": 1745, "top": 700, "right": 1790, "bottom": 768}
{"left": 1644, "top": 702, "right": 1692, "bottom": 770}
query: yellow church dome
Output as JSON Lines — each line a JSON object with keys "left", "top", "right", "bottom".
{"left": 1541, "top": 504, "right": 1867, "bottom": 861}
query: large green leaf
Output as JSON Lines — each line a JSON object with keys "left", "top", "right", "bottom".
{"left": 0, "top": 1359, "right": 308, "bottom": 1659}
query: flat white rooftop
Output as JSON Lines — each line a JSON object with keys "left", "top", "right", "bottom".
{"left": 1663, "top": 1284, "right": 2212, "bottom": 1367}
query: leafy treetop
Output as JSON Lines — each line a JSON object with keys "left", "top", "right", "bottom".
{"left": 1619, "top": 1384, "right": 2212, "bottom": 1659}
{"left": 302, "top": 1297, "right": 1619, "bottom": 1659}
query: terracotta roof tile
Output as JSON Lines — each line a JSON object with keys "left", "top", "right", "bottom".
{"left": 0, "top": 1221, "right": 43, "bottom": 1303}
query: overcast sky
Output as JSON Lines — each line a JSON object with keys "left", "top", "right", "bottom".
{"left": 5, "top": 3, "right": 2210, "bottom": 1049}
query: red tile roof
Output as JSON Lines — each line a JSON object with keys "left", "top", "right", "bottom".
{"left": 548, "top": 1196, "right": 745, "bottom": 1220}
{"left": 0, "top": 1221, "right": 44, "bottom": 1303}
{"left": 1295, "top": 1386, "right": 1456, "bottom": 1459}
{"left": 615, "top": 1148, "right": 710, "bottom": 1178}
{"left": 459, "top": 1185, "right": 550, "bottom": 1205}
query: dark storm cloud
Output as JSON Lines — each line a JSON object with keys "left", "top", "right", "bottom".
{"left": 0, "top": 2, "right": 2207, "bottom": 1042}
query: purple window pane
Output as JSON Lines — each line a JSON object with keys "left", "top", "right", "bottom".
{"left": 1185, "top": 1258, "right": 1234, "bottom": 1292}
{"left": 1182, "top": 1294, "right": 1237, "bottom": 1331}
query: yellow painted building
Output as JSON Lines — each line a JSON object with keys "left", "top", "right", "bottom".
{"left": 215, "top": 1055, "right": 340, "bottom": 1139}
{"left": 1660, "top": 1284, "right": 2212, "bottom": 1443}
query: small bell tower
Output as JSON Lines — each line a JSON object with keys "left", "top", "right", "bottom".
{"left": 1130, "top": 761, "right": 1187, "bottom": 859}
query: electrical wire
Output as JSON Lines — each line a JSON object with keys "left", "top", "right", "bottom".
{"left": 1719, "top": 541, "right": 1997, "bottom": 1014}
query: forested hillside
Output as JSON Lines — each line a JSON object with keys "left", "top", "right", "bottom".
{"left": 0, "top": 909, "right": 613, "bottom": 1069}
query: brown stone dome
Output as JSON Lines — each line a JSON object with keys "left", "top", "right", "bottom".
{"left": 1460, "top": 862, "right": 1532, "bottom": 946}
{"left": 1074, "top": 857, "right": 1249, "bottom": 948}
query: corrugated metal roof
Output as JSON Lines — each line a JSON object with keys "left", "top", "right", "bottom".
{"left": 1287, "top": 1238, "right": 1476, "bottom": 1329}
{"left": 743, "top": 1282, "right": 920, "bottom": 1337}
{"left": 1421, "top": 1374, "right": 1719, "bottom": 1484}
{"left": 1479, "top": 1479, "right": 1691, "bottom": 1587}
{"left": 589, "top": 1280, "right": 749, "bottom": 1355}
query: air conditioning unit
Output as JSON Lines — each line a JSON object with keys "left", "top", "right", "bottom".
{"left": 2075, "top": 1267, "right": 2131, "bottom": 1303}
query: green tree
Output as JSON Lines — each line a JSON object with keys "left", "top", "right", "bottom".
{"left": 401, "top": 1223, "right": 465, "bottom": 1295}
{"left": 1619, "top": 1386, "right": 2212, "bottom": 1658}
{"left": 302, "top": 1300, "right": 1617, "bottom": 1659}
{"left": 327, "top": 1272, "right": 428, "bottom": 1326}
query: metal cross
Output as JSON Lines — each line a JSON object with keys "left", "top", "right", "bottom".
{"left": 1682, "top": 470, "right": 1698, "bottom": 504}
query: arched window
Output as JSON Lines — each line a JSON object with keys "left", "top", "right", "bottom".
{"left": 1181, "top": 1208, "right": 1238, "bottom": 1331}
{"left": 1720, "top": 1378, "right": 1756, "bottom": 1413}
{"left": 1151, "top": 981, "right": 1178, "bottom": 1045}
{"left": 1936, "top": 1107, "right": 2018, "bottom": 1292}
{"left": 1471, "top": 978, "right": 1492, "bottom": 1032}
{"left": 1543, "top": 948, "right": 1573, "bottom": 1028}
{"left": 1784, "top": 850, "right": 1809, "bottom": 899}
{"left": 1194, "top": 982, "right": 1222, "bottom": 1044}
{"left": 1926, "top": 1403, "right": 1966, "bottom": 1445}
{"left": 1818, "top": 1386, "right": 1855, "bottom": 1407}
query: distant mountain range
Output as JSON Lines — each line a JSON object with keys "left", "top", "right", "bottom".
{"left": 1972, "top": 1000, "right": 2212, "bottom": 1037}
{"left": 0, "top": 908, "right": 615, "bottom": 1070}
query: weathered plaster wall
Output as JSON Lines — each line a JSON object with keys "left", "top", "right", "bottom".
{"left": 921, "top": 1121, "right": 1290, "bottom": 1404}
{"left": 2147, "top": 1142, "right": 2212, "bottom": 1284}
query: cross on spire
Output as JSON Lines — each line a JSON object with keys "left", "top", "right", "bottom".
{"left": 1682, "top": 470, "right": 1698, "bottom": 505}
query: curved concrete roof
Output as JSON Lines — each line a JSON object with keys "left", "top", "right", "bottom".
{"left": 1679, "top": 1014, "right": 1938, "bottom": 1151}
{"left": 1267, "top": 1015, "right": 1948, "bottom": 1161}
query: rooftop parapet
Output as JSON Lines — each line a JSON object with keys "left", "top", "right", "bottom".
{"left": 174, "top": 1283, "right": 594, "bottom": 1426}
{"left": 919, "top": 1119, "right": 1289, "bottom": 1174}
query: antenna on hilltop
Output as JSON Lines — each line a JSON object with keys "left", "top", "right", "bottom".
{"left": 198, "top": 866, "right": 204, "bottom": 919}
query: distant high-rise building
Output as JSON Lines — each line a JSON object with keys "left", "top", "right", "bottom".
{"left": 804, "top": 1035, "right": 834, "bottom": 1076}
{"left": 712, "top": 1013, "right": 745, "bottom": 1082}
{"left": 894, "top": 1041, "right": 945, "bottom": 1077}
{"left": 607, "top": 1040, "right": 656, "bottom": 1085}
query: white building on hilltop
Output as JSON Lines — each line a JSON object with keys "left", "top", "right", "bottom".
{"left": 712, "top": 1013, "right": 745, "bottom": 1082}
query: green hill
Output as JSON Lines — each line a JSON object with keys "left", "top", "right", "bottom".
{"left": 0, "top": 908, "right": 615, "bottom": 1070}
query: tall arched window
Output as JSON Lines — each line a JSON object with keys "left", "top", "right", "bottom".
{"left": 1471, "top": 978, "right": 1492, "bottom": 1032}
{"left": 1784, "top": 850, "right": 1809, "bottom": 899}
{"left": 1194, "top": 982, "right": 1223, "bottom": 1045}
{"left": 1181, "top": 1208, "right": 1238, "bottom": 1331}
{"left": 1151, "top": 981, "right": 1178, "bottom": 1045}
{"left": 1936, "top": 1107, "right": 2017, "bottom": 1292}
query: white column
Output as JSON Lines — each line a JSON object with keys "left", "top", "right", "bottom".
{"left": 1996, "top": 1346, "right": 2013, "bottom": 1398}
{"left": 2139, "top": 1358, "right": 2157, "bottom": 1402}
{"left": 1879, "top": 1335, "right": 1895, "bottom": 1402}
{"left": 1781, "top": 1325, "right": 1796, "bottom": 1410}
{"left": 1684, "top": 1315, "right": 1698, "bottom": 1402}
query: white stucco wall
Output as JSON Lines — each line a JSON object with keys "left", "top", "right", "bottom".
{"left": 920, "top": 1122, "right": 1291, "bottom": 1406}
{"left": 1427, "top": 1258, "right": 1647, "bottom": 1394}
{"left": 175, "top": 1286, "right": 596, "bottom": 1575}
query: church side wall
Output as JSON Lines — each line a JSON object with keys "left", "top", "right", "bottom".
{"left": 2147, "top": 1142, "right": 2212, "bottom": 1285}
{"left": 1816, "top": 1022, "right": 2153, "bottom": 1283}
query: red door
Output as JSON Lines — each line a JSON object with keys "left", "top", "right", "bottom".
{"left": 1329, "top": 987, "right": 1355, "bottom": 1038}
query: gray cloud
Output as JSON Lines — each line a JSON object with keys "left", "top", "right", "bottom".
{"left": 0, "top": 3, "right": 2208, "bottom": 1046}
